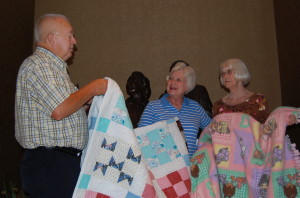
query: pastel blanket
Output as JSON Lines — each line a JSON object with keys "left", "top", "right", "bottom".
{"left": 72, "top": 78, "right": 156, "bottom": 198}
{"left": 191, "top": 106, "right": 300, "bottom": 198}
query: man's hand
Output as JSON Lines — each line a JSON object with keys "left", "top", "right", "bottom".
{"left": 90, "top": 79, "right": 108, "bottom": 96}
{"left": 51, "top": 78, "right": 108, "bottom": 120}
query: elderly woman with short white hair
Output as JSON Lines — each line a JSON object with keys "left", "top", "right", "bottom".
{"left": 138, "top": 64, "right": 211, "bottom": 157}
{"left": 213, "top": 58, "right": 269, "bottom": 123}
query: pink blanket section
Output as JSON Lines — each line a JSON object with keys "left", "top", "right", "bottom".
{"left": 191, "top": 106, "right": 300, "bottom": 198}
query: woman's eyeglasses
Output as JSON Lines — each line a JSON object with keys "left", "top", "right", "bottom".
{"left": 220, "top": 69, "right": 234, "bottom": 77}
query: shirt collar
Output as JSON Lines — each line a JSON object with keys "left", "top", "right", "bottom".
{"left": 160, "top": 93, "right": 190, "bottom": 106}
{"left": 35, "top": 47, "right": 68, "bottom": 69}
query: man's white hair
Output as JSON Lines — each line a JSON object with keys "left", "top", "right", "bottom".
{"left": 34, "top": 14, "right": 69, "bottom": 42}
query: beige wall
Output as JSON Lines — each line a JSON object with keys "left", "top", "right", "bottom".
{"left": 35, "top": 0, "right": 281, "bottom": 111}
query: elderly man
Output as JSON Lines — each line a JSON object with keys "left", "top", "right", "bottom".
{"left": 15, "top": 14, "right": 107, "bottom": 198}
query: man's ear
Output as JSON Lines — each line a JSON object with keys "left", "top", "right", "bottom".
{"left": 47, "top": 33, "right": 55, "bottom": 46}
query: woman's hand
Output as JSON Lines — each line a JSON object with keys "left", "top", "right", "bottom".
{"left": 288, "top": 114, "right": 298, "bottom": 125}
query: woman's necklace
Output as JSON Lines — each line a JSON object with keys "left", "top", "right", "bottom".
{"left": 225, "top": 91, "right": 253, "bottom": 105}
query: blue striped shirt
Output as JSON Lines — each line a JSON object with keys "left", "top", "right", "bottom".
{"left": 138, "top": 94, "right": 211, "bottom": 157}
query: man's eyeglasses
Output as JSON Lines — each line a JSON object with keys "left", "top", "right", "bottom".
{"left": 54, "top": 32, "right": 75, "bottom": 40}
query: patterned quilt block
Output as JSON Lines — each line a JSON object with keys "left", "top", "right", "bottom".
{"left": 135, "top": 117, "right": 190, "bottom": 170}
{"left": 155, "top": 167, "right": 191, "bottom": 198}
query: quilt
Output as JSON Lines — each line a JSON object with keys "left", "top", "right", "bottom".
{"left": 191, "top": 106, "right": 300, "bottom": 198}
{"left": 134, "top": 117, "right": 192, "bottom": 198}
{"left": 72, "top": 78, "right": 156, "bottom": 198}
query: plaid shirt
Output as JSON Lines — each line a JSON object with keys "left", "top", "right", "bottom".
{"left": 15, "top": 47, "right": 88, "bottom": 149}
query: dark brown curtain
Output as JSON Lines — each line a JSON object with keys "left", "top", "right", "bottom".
{"left": 0, "top": 0, "right": 35, "bottom": 187}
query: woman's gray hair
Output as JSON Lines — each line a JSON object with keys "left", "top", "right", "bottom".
{"left": 219, "top": 58, "right": 251, "bottom": 86}
{"left": 34, "top": 14, "right": 69, "bottom": 43}
{"left": 166, "top": 63, "right": 196, "bottom": 93}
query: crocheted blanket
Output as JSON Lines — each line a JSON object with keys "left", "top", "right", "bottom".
{"left": 191, "top": 106, "right": 300, "bottom": 198}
